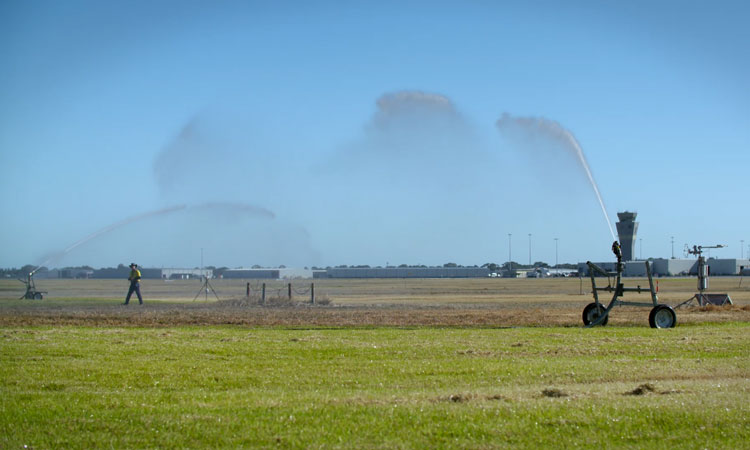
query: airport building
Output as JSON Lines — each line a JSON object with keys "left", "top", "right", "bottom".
{"left": 317, "top": 267, "right": 490, "bottom": 279}
{"left": 577, "top": 259, "right": 749, "bottom": 277}
{"left": 222, "top": 268, "right": 314, "bottom": 279}
{"left": 314, "top": 267, "right": 490, "bottom": 278}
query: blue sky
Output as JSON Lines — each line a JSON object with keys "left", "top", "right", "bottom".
{"left": 1, "top": 0, "right": 748, "bottom": 269}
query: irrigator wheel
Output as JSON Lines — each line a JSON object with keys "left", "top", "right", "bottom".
{"left": 33, "top": 292, "right": 43, "bottom": 300}
{"left": 649, "top": 305, "right": 676, "bottom": 328}
{"left": 582, "top": 302, "right": 608, "bottom": 326}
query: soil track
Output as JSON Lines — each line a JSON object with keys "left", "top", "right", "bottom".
{"left": 1, "top": 300, "right": 748, "bottom": 328}
{"left": 2, "top": 277, "right": 748, "bottom": 327}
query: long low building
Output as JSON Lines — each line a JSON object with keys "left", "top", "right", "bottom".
{"left": 222, "top": 268, "right": 314, "bottom": 279}
{"left": 222, "top": 269, "right": 280, "bottom": 279}
{"left": 314, "top": 267, "right": 491, "bottom": 278}
{"left": 578, "top": 258, "right": 749, "bottom": 277}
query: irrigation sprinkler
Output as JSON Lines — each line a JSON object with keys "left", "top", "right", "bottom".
{"left": 18, "top": 268, "right": 47, "bottom": 300}
{"left": 675, "top": 244, "right": 732, "bottom": 307}
{"left": 193, "top": 275, "right": 220, "bottom": 302}
{"left": 583, "top": 241, "right": 676, "bottom": 328}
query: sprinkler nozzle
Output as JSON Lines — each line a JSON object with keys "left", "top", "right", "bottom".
{"left": 612, "top": 241, "right": 622, "bottom": 260}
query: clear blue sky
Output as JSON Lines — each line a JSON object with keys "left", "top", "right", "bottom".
{"left": 1, "top": 0, "right": 748, "bottom": 269}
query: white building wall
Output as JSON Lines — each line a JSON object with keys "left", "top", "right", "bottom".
{"left": 707, "top": 259, "right": 749, "bottom": 275}
{"left": 278, "top": 268, "right": 313, "bottom": 279}
{"left": 161, "top": 268, "right": 213, "bottom": 279}
{"left": 651, "top": 259, "right": 696, "bottom": 276}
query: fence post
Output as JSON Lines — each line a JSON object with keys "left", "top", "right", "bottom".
{"left": 311, "top": 283, "right": 315, "bottom": 305}
{"left": 261, "top": 283, "right": 266, "bottom": 305}
{"left": 288, "top": 283, "right": 292, "bottom": 300}
{"left": 246, "top": 282, "right": 250, "bottom": 297}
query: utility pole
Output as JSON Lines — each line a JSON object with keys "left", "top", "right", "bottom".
{"left": 528, "top": 233, "right": 532, "bottom": 266}
{"left": 554, "top": 238, "right": 559, "bottom": 268}
{"left": 508, "top": 233, "right": 512, "bottom": 271}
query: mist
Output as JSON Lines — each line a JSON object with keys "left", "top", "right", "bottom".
{"left": 135, "top": 90, "right": 501, "bottom": 267}
{"left": 37, "top": 94, "right": 618, "bottom": 269}
{"left": 301, "top": 90, "right": 501, "bottom": 265}
{"left": 495, "top": 113, "right": 617, "bottom": 241}
{"left": 36, "top": 115, "right": 313, "bottom": 269}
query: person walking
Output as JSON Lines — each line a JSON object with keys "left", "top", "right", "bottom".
{"left": 124, "top": 263, "right": 143, "bottom": 305}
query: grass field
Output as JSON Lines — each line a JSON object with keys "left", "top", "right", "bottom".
{"left": 1, "top": 277, "right": 749, "bottom": 448}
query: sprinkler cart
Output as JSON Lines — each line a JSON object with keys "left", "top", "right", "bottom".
{"left": 18, "top": 269, "right": 46, "bottom": 300}
{"left": 583, "top": 241, "right": 676, "bottom": 328}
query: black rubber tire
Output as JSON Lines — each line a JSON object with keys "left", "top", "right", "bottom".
{"left": 582, "top": 302, "right": 608, "bottom": 326}
{"left": 33, "top": 292, "right": 43, "bottom": 300}
{"left": 649, "top": 305, "right": 676, "bottom": 328}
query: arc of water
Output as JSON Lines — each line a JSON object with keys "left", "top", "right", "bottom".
{"left": 34, "top": 205, "right": 187, "bottom": 270}
{"left": 559, "top": 129, "right": 616, "bottom": 241}
{"left": 497, "top": 113, "right": 616, "bottom": 242}
{"left": 34, "top": 202, "right": 278, "bottom": 271}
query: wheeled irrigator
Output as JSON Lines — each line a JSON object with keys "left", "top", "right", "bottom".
{"left": 583, "top": 241, "right": 677, "bottom": 328}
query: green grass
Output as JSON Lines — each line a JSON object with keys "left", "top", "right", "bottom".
{"left": 1, "top": 324, "right": 749, "bottom": 448}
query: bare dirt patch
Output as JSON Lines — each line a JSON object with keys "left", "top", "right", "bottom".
{"left": 542, "top": 388, "right": 568, "bottom": 398}
{"left": 624, "top": 383, "right": 686, "bottom": 396}
{"left": 626, "top": 383, "right": 656, "bottom": 396}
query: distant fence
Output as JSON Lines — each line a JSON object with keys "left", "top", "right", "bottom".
{"left": 246, "top": 282, "right": 317, "bottom": 304}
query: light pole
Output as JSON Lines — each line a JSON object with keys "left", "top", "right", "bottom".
{"left": 508, "top": 233, "right": 512, "bottom": 271}
{"left": 671, "top": 236, "right": 674, "bottom": 259}
{"left": 640, "top": 238, "right": 643, "bottom": 260}
{"left": 528, "top": 233, "right": 532, "bottom": 266}
{"left": 554, "top": 238, "right": 559, "bottom": 268}
{"left": 742, "top": 240, "right": 745, "bottom": 259}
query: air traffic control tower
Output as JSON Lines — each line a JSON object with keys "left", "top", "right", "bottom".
{"left": 616, "top": 211, "right": 639, "bottom": 261}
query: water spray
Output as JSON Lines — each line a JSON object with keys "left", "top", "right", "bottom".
{"left": 34, "top": 202, "right": 275, "bottom": 270}
{"left": 496, "top": 114, "right": 616, "bottom": 240}
{"left": 34, "top": 205, "right": 188, "bottom": 271}
{"left": 558, "top": 127, "right": 616, "bottom": 241}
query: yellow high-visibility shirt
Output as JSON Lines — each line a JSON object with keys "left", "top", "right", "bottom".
{"left": 129, "top": 269, "right": 141, "bottom": 282}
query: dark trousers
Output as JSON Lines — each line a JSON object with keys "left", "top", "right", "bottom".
{"left": 125, "top": 282, "right": 143, "bottom": 304}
